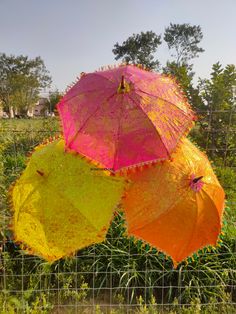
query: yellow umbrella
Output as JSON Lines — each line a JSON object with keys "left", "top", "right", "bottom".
{"left": 11, "top": 139, "right": 125, "bottom": 261}
{"left": 121, "top": 138, "right": 225, "bottom": 267}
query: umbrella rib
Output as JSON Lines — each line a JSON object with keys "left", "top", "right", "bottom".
{"left": 14, "top": 156, "right": 59, "bottom": 218}
{"left": 67, "top": 91, "right": 117, "bottom": 148}
{"left": 112, "top": 90, "right": 131, "bottom": 170}
{"left": 62, "top": 72, "right": 118, "bottom": 104}
{"left": 176, "top": 194, "right": 200, "bottom": 261}
{"left": 62, "top": 90, "right": 99, "bottom": 104}
{"left": 15, "top": 175, "right": 103, "bottom": 234}
{"left": 126, "top": 93, "right": 171, "bottom": 158}
{"left": 128, "top": 189, "right": 190, "bottom": 233}
{"left": 111, "top": 66, "right": 131, "bottom": 169}
{"left": 200, "top": 188, "right": 224, "bottom": 222}
{"left": 14, "top": 182, "right": 57, "bottom": 256}
{"left": 15, "top": 181, "right": 43, "bottom": 219}
{"left": 129, "top": 91, "right": 195, "bottom": 159}
{"left": 112, "top": 103, "right": 122, "bottom": 171}
{"left": 176, "top": 188, "right": 222, "bottom": 261}
{"left": 93, "top": 65, "right": 131, "bottom": 86}
{"left": 135, "top": 88, "right": 194, "bottom": 118}
{"left": 47, "top": 182, "right": 102, "bottom": 233}
{"left": 62, "top": 87, "right": 115, "bottom": 104}
{"left": 91, "top": 72, "right": 119, "bottom": 84}
{"left": 206, "top": 182, "right": 225, "bottom": 192}
{"left": 63, "top": 66, "right": 129, "bottom": 105}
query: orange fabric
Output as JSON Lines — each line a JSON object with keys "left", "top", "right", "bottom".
{"left": 122, "top": 138, "right": 225, "bottom": 266}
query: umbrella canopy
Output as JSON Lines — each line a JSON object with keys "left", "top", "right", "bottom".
{"left": 57, "top": 64, "right": 196, "bottom": 171}
{"left": 11, "top": 139, "right": 125, "bottom": 261}
{"left": 121, "top": 138, "right": 225, "bottom": 266}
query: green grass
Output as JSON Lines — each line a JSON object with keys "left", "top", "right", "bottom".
{"left": 0, "top": 118, "right": 235, "bottom": 313}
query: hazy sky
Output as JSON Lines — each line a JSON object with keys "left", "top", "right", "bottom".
{"left": 1, "top": 0, "right": 236, "bottom": 92}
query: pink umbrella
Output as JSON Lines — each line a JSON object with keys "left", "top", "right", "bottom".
{"left": 57, "top": 65, "right": 196, "bottom": 171}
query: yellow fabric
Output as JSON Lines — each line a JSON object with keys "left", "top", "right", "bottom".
{"left": 12, "top": 139, "right": 125, "bottom": 261}
{"left": 122, "top": 138, "right": 225, "bottom": 266}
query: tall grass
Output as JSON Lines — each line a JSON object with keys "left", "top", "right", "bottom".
{"left": 0, "top": 118, "right": 235, "bottom": 313}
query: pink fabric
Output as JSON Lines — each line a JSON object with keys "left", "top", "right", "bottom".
{"left": 58, "top": 65, "right": 195, "bottom": 171}
{"left": 189, "top": 174, "right": 204, "bottom": 192}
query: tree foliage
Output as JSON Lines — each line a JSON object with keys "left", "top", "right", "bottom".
{"left": 163, "top": 61, "right": 192, "bottom": 97}
{"left": 0, "top": 53, "right": 51, "bottom": 116}
{"left": 112, "top": 31, "right": 162, "bottom": 70}
{"left": 162, "top": 24, "right": 205, "bottom": 111}
{"left": 164, "top": 23, "right": 204, "bottom": 65}
{"left": 193, "top": 63, "right": 236, "bottom": 166}
{"left": 48, "top": 89, "right": 63, "bottom": 113}
{"left": 112, "top": 28, "right": 236, "bottom": 167}
{"left": 162, "top": 61, "right": 202, "bottom": 109}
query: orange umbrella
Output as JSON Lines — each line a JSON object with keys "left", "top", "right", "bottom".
{"left": 121, "top": 138, "right": 225, "bottom": 266}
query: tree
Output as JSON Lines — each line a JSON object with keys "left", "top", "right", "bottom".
{"left": 193, "top": 63, "right": 236, "bottom": 166}
{"left": 0, "top": 53, "right": 51, "bottom": 116}
{"left": 112, "top": 31, "right": 162, "bottom": 70}
{"left": 162, "top": 24, "right": 204, "bottom": 108}
{"left": 48, "top": 89, "right": 63, "bottom": 113}
{"left": 164, "top": 23, "right": 204, "bottom": 65}
{"left": 162, "top": 61, "right": 202, "bottom": 110}
{"left": 163, "top": 61, "right": 193, "bottom": 96}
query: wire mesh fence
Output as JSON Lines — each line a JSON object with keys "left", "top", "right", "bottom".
{"left": 0, "top": 111, "right": 235, "bottom": 313}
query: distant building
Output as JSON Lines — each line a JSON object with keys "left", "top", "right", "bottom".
{"left": 0, "top": 101, "right": 9, "bottom": 118}
{"left": 28, "top": 98, "right": 49, "bottom": 117}
{"left": 0, "top": 97, "right": 52, "bottom": 118}
{"left": 34, "top": 97, "right": 49, "bottom": 116}
{"left": 0, "top": 102, "right": 3, "bottom": 117}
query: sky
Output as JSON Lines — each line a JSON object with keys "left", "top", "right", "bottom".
{"left": 0, "top": 0, "right": 236, "bottom": 93}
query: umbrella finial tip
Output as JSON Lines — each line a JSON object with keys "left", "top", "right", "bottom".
{"left": 36, "top": 170, "right": 44, "bottom": 177}
{"left": 190, "top": 175, "right": 204, "bottom": 192}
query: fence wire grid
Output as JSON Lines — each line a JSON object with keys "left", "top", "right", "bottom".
{"left": 0, "top": 108, "right": 236, "bottom": 313}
